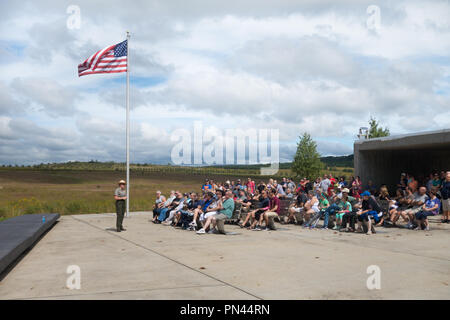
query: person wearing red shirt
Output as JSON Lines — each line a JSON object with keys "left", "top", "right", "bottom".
{"left": 263, "top": 189, "right": 281, "bottom": 230}
{"left": 246, "top": 178, "right": 255, "bottom": 194}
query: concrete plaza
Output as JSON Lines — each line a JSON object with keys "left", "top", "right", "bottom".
{"left": 0, "top": 212, "right": 449, "bottom": 300}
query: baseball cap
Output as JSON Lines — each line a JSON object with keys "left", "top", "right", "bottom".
{"left": 361, "top": 191, "right": 371, "bottom": 197}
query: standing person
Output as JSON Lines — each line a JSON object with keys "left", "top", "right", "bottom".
{"left": 329, "top": 174, "right": 337, "bottom": 190}
{"left": 246, "top": 178, "right": 255, "bottom": 195}
{"left": 275, "top": 181, "right": 286, "bottom": 198}
{"left": 202, "top": 179, "right": 212, "bottom": 193}
{"left": 257, "top": 181, "right": 266, "bottom": 193}
{"left": 408, "top": 175, "right": 418, "bottom": 193}
{"left": 441, "top": 171, "right": 450, "bottom": 223}
{"left": 397, "top": 173, "right": 408, "bottom": 190}
{"left": 313, "top": 177, "right": 321, "bottom": 195}
{"left": 287, "top": 178, "right": 296, "bottom": 192}
{"left": 114, "top": 180, "right": 127, "bottom": 232}
{"left": 320, "top": 175, "right": 331, "bottom": 194}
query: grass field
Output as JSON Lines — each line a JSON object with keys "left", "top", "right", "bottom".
{"left": 0, "top": 166, "right": 354, "bottom": 220}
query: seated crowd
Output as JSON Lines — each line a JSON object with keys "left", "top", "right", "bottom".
{"left": 150, "top": 171, "right": 450, "bottom": 235}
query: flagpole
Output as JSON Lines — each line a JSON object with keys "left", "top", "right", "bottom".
{"left": 126, "top": 31, "right": 130, "bottom": 218}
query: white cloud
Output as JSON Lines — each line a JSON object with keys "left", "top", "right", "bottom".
{"left": 1, "top": 0, "right": 449, "bottom": 164}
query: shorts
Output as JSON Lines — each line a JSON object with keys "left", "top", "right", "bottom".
{"left": 442, "top": 198, "right": 450, "bottom": 211}
{"left": 265, "top": 211, "right": 278, "bottom": 219}
{"left": 407, "top": 207, "right": 422, "bottom": 215}
{"left": 292, "top": 207, "right": 302, "bottom": 213}
{"left": 214, "top": 213, "right": 228, "bottom": 221}
{"left": 200, "top": 211, "right": 217, "bottom": 221}
{"left": 254, "top": 209, "right": 266, "bottom": 220}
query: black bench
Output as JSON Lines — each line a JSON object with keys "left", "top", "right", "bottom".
{"left": 0, "top": 213, "right": 60, "bottom": 276}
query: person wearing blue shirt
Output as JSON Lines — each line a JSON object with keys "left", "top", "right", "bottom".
{"left": 189, "top": 192, "right": 214, "bottom": 229}
{"left": 414, "top": 189, "right": 441, "bottom": 231}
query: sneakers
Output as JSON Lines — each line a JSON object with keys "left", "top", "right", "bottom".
{"left": 189, "top": 221, "right": 197, "bottom": 227}
{"left": 196, "top": 228, "right": 206, "bottom": 234}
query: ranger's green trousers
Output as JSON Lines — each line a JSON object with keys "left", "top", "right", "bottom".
{"left": 116, "top": 200, "right": 125, "bottom": 230}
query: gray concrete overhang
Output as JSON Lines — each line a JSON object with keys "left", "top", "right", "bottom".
{"left": 354, "top": 129, "right": 450, "bottom": 151}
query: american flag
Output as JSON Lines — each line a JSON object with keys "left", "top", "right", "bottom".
{"left": 78, "top": 40, "right": 127, "bottom": 77}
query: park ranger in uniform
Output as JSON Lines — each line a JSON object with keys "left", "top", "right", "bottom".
{"left": 114, "top": 180, "right": 127, "bottom": 232}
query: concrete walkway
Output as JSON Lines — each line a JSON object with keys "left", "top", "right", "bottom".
{"left": 0, "top": 212, "right": 449, "bottom": 300}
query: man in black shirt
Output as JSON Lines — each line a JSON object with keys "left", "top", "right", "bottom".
{"left": 257, "top": 181, "right": 266, "bottom": 193}
{"left": 239, "top": 190, "right": 269, "bottom": 229}
{"left": 441, "top": 171, "right": 450, "bottom": 223}
{"left": 304, "top": 179, "right": 313, "bottom": 194}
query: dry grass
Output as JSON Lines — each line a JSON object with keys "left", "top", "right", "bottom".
{"left": 0, "top": 170, "right": 202, "bottom": 220}
{"left": 0, "top": 167, "right": 354, "bottom": 220}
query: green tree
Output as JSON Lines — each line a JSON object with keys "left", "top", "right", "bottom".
{"left": 368, "top": 117, "right": 390, "bottom": 138}
{"left": 291, "top": 133, "right": 324, "bottom": 180}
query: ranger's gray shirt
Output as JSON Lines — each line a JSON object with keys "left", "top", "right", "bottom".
{"left": 115, "top": 188, "right": 127, "bottom": 198}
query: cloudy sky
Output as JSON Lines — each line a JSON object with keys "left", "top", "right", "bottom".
{"left": 1, "top": 0, "right": 449, "bottom": 165}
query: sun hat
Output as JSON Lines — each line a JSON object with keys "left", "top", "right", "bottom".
{"left": 341, "top": 188, "right": 350, "bottom": 193}
{"left": 118, "top": 180, "right": 126, "bottom": 185}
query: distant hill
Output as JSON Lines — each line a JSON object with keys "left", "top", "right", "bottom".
{"left": 1, "top": 155, "right": 354, "bottom": 170}
{"left": 320, "top": 155, "right": 354, "bottom": 168}
{"left": 210, "top": 155, "right": 353, "bottom": 169}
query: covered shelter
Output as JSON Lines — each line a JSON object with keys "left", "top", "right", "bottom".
{"left": 354, "top": 129, "right": 450, "bottom": 190}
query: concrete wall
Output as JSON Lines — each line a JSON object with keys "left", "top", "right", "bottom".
{"left": 354, "top": 129, "right": 450, "bottom": 191}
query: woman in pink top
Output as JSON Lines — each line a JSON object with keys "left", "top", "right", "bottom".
{"left": 246, "top": 178, "right": 255, "bottom": 194}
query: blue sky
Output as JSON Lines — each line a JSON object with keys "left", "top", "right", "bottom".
{"left": 0, "top": 0, "right": 449, "bottom": 165}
